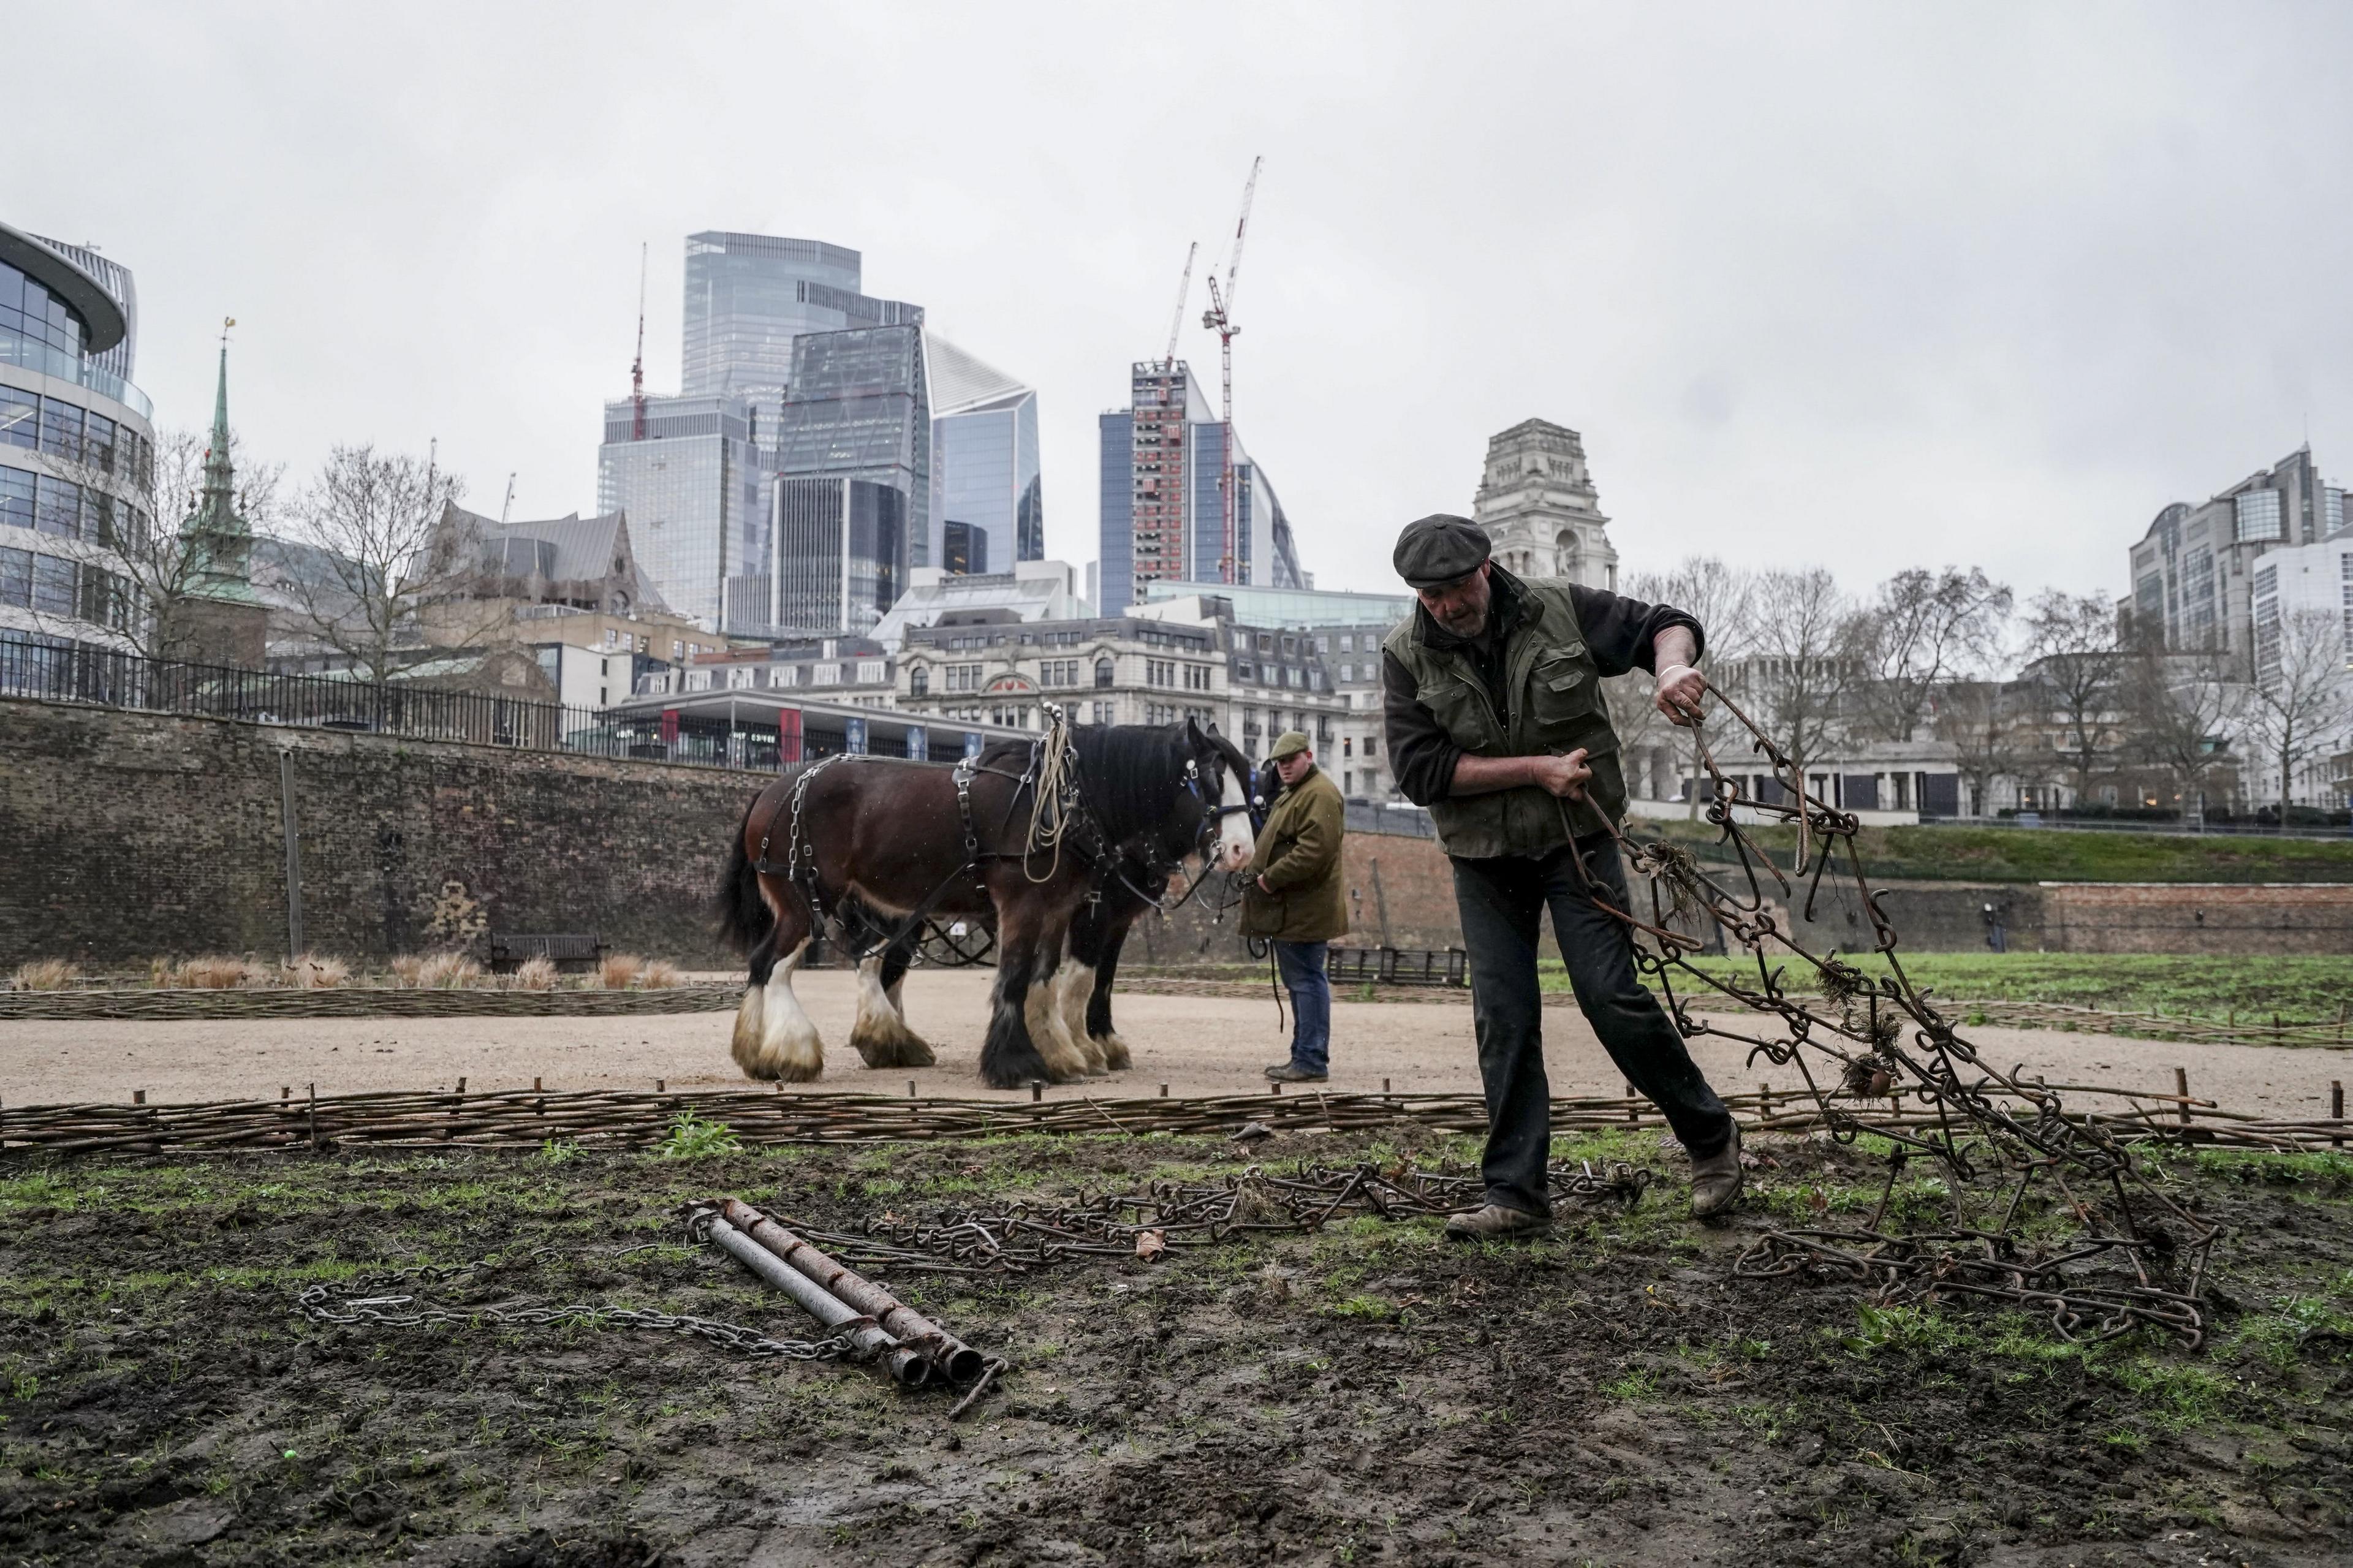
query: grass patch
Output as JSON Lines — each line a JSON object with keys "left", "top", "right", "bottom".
{"left": 1631, "top": 815, "right": 2353, "bottom": 885}
{"left": 1539, "top": 950, "right": 2353, "bottom": 1025}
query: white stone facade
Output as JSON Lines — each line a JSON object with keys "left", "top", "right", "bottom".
{"left": 1472, "top": 419, "right": 1619, "bottom": 591}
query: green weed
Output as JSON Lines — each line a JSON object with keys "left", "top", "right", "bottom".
{"left": 654, "top": 1111, "right": 741, "bottom": 1161}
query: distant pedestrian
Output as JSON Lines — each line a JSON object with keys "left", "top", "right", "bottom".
{"left": 1382, "top": 515, "right": 1741, "bottom": 1238}
{"left": 1241, "top": 730, "right": 1347, "bottom": 1083}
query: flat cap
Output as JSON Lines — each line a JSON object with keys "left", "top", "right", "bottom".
{"left": 1268, "top": 730, "right": 1311, "bottom": 761}
{"left": 1393, "top": 514, "right": 1491, "bottom": 589}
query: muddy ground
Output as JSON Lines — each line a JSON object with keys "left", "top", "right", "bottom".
{"left": 1, "top": 1126, "right": 2349, "bottom": 1567}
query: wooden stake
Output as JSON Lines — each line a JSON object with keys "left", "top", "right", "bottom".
{"left": 656, "top": 1078, "right": 665, "bottom": 1094}
{"left": 907, "top": 1080, "right": 916, "bottom": 1099}
{"left": 2332, "top": 1080, "right": 2344, "bottom": 1148}
{"left": 133, "top": 1089, "right": 145, "bottom": 1105}
{"left": 533, "top": 1077, "right": 542, "bottom": 1092}
{"left": 2174, "top": 1066, "right": 2191, "bottom": 1126}
{"left": 1159, "top": 1084, "right": 1169, "bottom": 1097}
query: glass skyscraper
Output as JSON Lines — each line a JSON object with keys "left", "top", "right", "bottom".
{"left": 928, "top": 335, "right": 1040, "bottom": 579}
{"left": 601, "top": 232, "right": 922, "bottom": 631}
{"left": 681, "top": 233, "right": 920, "bottom": 420}
{"left": 596, "top": 394, "right": 764, "bottom": 629}
{"left": 770, "top": 324, "right": 930, "bottom": 531}
{"left": 1097, "top": 359, "right": 1305, "bottom": 615}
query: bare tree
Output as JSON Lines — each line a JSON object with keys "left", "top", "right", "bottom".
{"left": 1732, "top": 566, "right": 1856, "bottom": 788}
{"left": 2243, "top": 607, "right": 2353, "bottom": 820}
{"left": 2122, "top": 648, "right": 2245, "bottom": 830}
{"left": 283, "top": 445, "right": 467, "bottom": 685}
{"left": 2018, "top": 589, "right": 2126, "bottom": 806}
{"left": 1934, "top": 678, "right": 2019, "bottom": 817}
{"left": 1853, "top": 566, "right": 2012, "bottom": 741}
{"left": 1629, "top": 557, "right": 1757, "bottom": 816}
{"left": 26, "top": 424, "right": 284, "bottom": 661}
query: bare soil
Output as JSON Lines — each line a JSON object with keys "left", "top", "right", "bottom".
{"left": 2, "top": 1125, "right": 2349, "bottom": 1567}
{"left": 5, "top": 971, "right": 2348, "bottom": 1121}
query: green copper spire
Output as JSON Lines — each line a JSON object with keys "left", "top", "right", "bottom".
{"left": 182, "top": 320, "right": 263, "bottom": 606}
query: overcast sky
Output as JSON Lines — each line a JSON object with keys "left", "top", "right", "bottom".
{"left": 17, "top": 2, "right": 2353, "bottom": 604}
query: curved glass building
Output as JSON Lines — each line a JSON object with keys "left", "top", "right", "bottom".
{"left": 0, "top": 220, "right": 152, "bottom": 661}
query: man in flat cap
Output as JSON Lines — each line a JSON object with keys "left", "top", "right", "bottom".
{"left": 1241, "top": 730, "right": 1348, "bottom": 1082}
{"left": 1382, "top": 514, "right": 1740, "bottom": 1237}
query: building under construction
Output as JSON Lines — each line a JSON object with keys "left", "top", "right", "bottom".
{"left": 1097, "top": 359, "right": 1305, "bottom": 616}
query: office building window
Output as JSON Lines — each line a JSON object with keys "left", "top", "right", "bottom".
{"left": 1094, "top": 657, "right": 1114, "bottom": 689}
{"left": 2235, "top": 489, "right": 2284, "bottom": 543}
{"left": 909, "top": 665, "right": 930, "bottom": 696}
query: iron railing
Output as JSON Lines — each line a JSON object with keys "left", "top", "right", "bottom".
{"left": 0, "top": 638, "right": 768, "bottom": 769}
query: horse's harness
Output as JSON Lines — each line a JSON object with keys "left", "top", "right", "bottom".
{"left": 757, "top": 727, "right": 1250, "bottom": 964}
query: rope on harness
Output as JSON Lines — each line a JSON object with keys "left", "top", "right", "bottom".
{"left": 1021, "top": 702, "right": 1079, "bottom": 884}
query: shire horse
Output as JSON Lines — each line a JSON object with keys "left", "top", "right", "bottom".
{"left": 716, "top": 718, "right": 1254, "bottom": 1089}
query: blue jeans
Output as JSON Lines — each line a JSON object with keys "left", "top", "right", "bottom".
{"left": 1275, "top": 940, "right": 1332, "bottom": 1074}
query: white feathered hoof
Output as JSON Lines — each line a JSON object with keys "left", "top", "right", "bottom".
{"left": 1096, "top": 1030, "right": 1134, "bottom": 1072}
{"left": 746, "top": 1012, "right": 824, "bottom": 1082}
{"left": 1025, "top": 983, "right": 1092, "bottom": 1083}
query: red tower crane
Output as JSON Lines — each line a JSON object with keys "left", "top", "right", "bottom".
{"left": 630, "top": 242, "right": 648, "bottom": 442}
{"left": 1200, "top": 157, "right": 1260, "bottom": 584}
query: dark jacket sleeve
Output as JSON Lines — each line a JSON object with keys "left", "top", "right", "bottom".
{"left": 1383, "top": 648, "right": 1461, "bottom": 806}
{"left": 1566, "top": 585, "right": 1706, "bottom": 677}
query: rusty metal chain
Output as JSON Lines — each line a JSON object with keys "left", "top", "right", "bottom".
{"left": 291, "top": 1252, "right": 851, "bottom": 1362}
{"left": 1582, "top": 678, "right": 2219, "bottom": 1347}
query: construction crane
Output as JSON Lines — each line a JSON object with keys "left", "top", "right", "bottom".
{"left": 630, "top": 242, "right": 648, "bottom": 442}
{"left": 1200, "top": 156, "right": 1261, "bottom": 584}
{"left": 1161, "top": 241, "right": 1197, "bottom": 371}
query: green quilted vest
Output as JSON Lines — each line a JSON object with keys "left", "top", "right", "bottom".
{"left": 1381, "top": 575, "right": 1627, "bottom": 859}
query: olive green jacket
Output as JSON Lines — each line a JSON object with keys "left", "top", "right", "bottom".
{"left": 1240, "top": 764, "right": 1350, "bottom": 944}
{"left": 1380, "top": 576, "right": 1626, "bottom": 859}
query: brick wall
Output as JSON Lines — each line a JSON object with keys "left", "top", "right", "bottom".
{"left": 0, "top": 698, "right": 761, "bottom": 967}
{"left": 8, "top": 698, "right": 2349, "bottom": 969}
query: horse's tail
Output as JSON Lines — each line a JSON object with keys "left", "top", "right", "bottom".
{"left": 716, "top": 797, "right": 771, "bottom": 955}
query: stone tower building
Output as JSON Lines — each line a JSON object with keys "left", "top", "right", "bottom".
{"left": 1471, "top": 419, "right": 1618, "bottom": 591}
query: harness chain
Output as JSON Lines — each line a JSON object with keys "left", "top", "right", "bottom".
{"left": 294, "top": 1254, "right": 850, "bottom": 1362}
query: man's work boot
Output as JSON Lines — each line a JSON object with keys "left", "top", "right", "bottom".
{"left": 1442, "top": 1203, "right": 1553, "bottom": 1243}
{"left": 1689, "top": 1123, "right": 1744, "bottom": 1218}
{"left": 1264, "top": 1061, "right": 1328, "bottom": 1083}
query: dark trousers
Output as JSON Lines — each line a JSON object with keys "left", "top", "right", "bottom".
{"left": 1452, "top": 836, "right": 1733, "bottom": 1216}
{"left": 1273, "top": 940, "right": 1332, "bottom": 1074}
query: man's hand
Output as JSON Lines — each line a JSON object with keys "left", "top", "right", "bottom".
{"left": 1531, "top": 749, "right": 1592, "bottom": 800}
{"left": 1655, "top": 663, "right": 1707, "bottom": 727}
{"left": 1256, "top": 874, "right": 1274, "bottom": 895}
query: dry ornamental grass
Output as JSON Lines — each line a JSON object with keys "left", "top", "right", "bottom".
{"left": 9, "top": 958, "right": 80, "bottom": 991}
{"left": 598, "top": 953, "right": 645, "bottom": 990}
{"left": 510, "top": 955, "right": 560, "bottom": 991}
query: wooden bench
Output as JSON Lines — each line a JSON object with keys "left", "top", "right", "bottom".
{"left": 487, "top": 933, "right": 608, "bottom": 973}
{"left": 1324, "top": 946, "right": 1469, "bottom": 988}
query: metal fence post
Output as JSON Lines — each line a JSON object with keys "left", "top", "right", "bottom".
{"left": 278, "top": 746, "right": 304, "bottom": 960}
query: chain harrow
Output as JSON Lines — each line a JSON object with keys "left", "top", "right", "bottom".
{"left": 1585, "top": 679, "right": 2219, "bottom": 1347}
{"left": 292, "top": 1254, "right": 851, "bottom": 1362}
{"left": 766, "top": 1159, "right": 1652, "bottom": 1276}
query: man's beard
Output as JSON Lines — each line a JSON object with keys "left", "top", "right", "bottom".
{"left": 1436, "top": 605, "right": 1487, "bottom": 638}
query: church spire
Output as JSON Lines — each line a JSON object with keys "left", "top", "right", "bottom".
{"left": 182, "top": 319, "right": 263, "bottom": 608}
{"left": 195, "top": 320, "right": 241, "bottom": 537}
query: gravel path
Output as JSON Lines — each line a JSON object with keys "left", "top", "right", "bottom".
{"left": 6, "top": 969, "right": 2347, "bottom": 1118}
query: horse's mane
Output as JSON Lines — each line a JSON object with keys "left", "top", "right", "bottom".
{"left": 979, "top": 722, "right": 1198, "bottom": 847}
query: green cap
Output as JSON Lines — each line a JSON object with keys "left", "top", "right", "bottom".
{"left": 1268, "top": 730, "right": 1311, "bottom": 761}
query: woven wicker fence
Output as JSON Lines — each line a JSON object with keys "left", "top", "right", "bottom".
{"left": 1, "top": 1083, "right": 2343, "bottom": 1159}
{"left": 0, "top": 984, "right": 741, "bottom": 1021}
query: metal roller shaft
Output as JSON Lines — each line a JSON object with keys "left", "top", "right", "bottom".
{"left": 700, "top": 1211, "right": 928, "bottom": 1385}
{"left": 720, "top": 1198, "right": 987, "bottom": 1382}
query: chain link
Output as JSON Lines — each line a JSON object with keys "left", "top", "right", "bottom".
{"left": 291, "top": 1254, "right": 851, "bottom": 1362}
